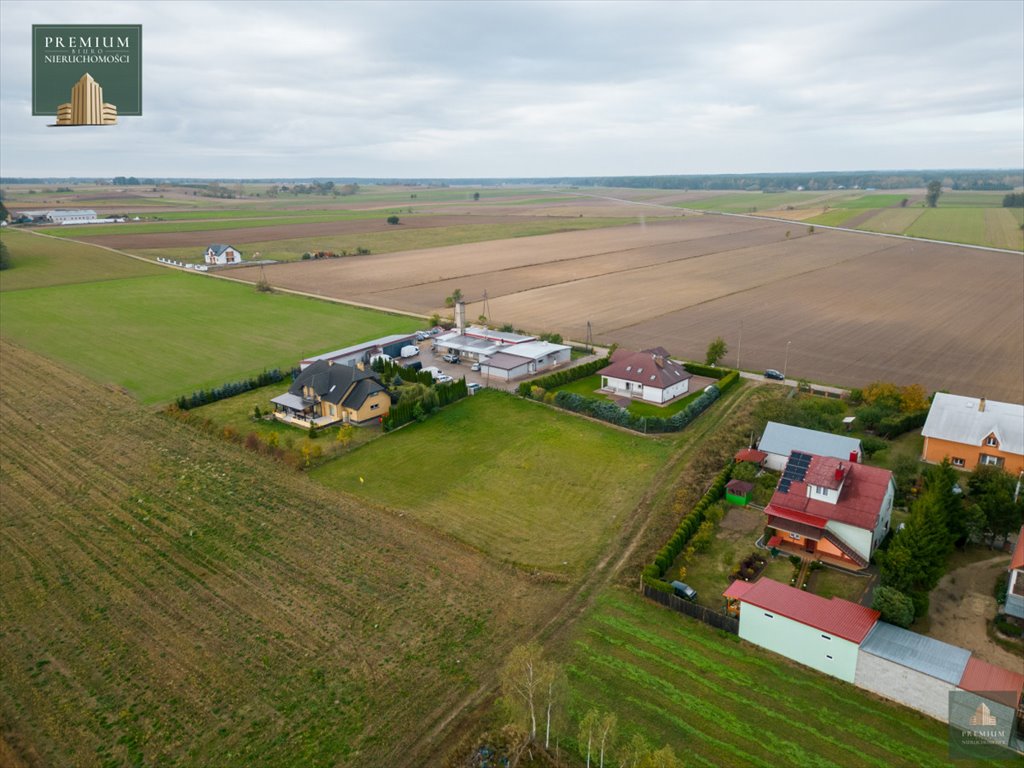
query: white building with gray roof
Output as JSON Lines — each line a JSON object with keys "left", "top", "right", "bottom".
{"left": 758, "top": 422, "right": 862, "bottom": 471}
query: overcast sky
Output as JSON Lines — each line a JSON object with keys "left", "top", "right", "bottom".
{"left": 1, "top": 0, "right": 1021, "bottom": 178}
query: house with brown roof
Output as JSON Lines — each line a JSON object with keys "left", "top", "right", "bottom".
{"left": 270, "top": 359, "right": 389, "bottom": 428}
{"left": 598, "top": 348, "right": 692, "bottom": 404}
{"left": 764, "top": 452, "right": 895, "bottom": 570}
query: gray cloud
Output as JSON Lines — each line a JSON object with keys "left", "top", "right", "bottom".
{"left": 1, "top": 0, "right": 1021, "bottom": 177}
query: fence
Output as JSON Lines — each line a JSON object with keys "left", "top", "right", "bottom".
{"left": 642, "top": 584, "right": 739, "bottom": 634}
{"left": 157, "top": 256, "right": 208, "bottom": 271}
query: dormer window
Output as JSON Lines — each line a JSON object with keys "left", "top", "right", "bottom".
{"left": 985, "top": 435, "right": 998, "bottom": 447}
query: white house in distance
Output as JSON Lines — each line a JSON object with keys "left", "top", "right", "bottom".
{"left": 597, "top": 348, "right": 692, "bottom": 404}
{"left": 757, "top": 422, "right": 862, "bottom": 471}
{"left": 723, "top": 577, "right": 880, "bottom": 683}
{"left": 204, "top": 244, "right": 243, "bottom": 265}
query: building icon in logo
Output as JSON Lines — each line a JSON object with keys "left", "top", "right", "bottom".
{"left": 55, "top": 73, "right": 117, "bottom": 126}
{"left": 968, "top": 702, "right": 997, "bottom": 727}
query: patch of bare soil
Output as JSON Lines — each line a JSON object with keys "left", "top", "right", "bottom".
{"left": 927, "top": 554, "right": 1022, "bottom": 669}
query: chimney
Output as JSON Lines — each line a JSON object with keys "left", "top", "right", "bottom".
{"left": 355, "top": 361, "right": 365, "bottom": 371}
{"left": 835, "top": 464, "right": 844, "bottom": 483}
{"left": 850, "top": 450, "right": 859, "bottom": 464}
{"left": 979, "top": 397, "right": 986, "bottom": 412}
{"left": 455, "top": 300, "right": 466, "bottom": 333}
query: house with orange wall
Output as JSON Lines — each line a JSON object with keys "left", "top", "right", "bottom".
{"left": 921, "top": 393, "right": 1023, "bottom": 474}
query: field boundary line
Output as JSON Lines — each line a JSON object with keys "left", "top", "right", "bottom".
{"left": 576, "top": 192, "right": 1024, "bottom": 255}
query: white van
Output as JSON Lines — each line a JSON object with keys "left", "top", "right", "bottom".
{"left": 400, "top": 345, "right": 419, "bottom": 358}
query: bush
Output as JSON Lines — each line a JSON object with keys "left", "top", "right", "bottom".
{"left": 176, "top": 368, "right": 294, "bottom": 411}
{"left": 995, "top": 617, "right": 1023, "bottom": 637}
{"left": 860, "top": 435, "right": 888, "bottom": 458}
{"left": 386, "top": 215, "right": 400, "bottom": 225}
{"left": 875, "top": 409, "right": 928, "bottom": 439}
{"left": 684, "top": 362, "right": 733, "bottom": 380}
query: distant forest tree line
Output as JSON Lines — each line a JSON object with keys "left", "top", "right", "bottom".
{"left": 3, "top": 170, "right": 1021, "bottom": 192}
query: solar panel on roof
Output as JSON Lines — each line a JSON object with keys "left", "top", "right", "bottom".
{"left": 779, "top": 478, "right": 792, "bottom": 493}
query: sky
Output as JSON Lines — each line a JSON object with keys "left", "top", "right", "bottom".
{"left": 1, "top": 0, "right": 1022, "bottom": 179}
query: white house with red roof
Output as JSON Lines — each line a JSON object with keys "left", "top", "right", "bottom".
{"left": 723, "top": 578, "right": 879, "bottom": 682}
{"left": 598, "top": 348, "right": 692, "bottom": 404}
{"left": 765, "top": 452, "right": 895, "bottom": 570}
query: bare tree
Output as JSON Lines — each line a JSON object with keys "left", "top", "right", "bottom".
{"left": 500, "top": 642, "right": 544, "bottom": 741}
{"left": 578, "top": 709, "right": 600, "bottom": 768}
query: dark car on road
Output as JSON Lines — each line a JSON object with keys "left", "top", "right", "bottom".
{"left": 764, "top": 369, "right": 785, "bottom": 380}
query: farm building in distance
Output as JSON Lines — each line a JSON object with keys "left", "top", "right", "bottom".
{"left": 723, "top": 576, "right": 1024, "bottom": 750}
{"left": 478, "top": 340, "right": 572, "bottom": 381}
{"left": 299, "top": 334, "right": 419, "bottom": 370}
{"left": 757, "top": 422, "right": 862, "bottom": 471}
{"left": 764, "top": 453, "right": 894, "bottom": 570}
{"left": 204, "top": 244, "right": 243, "bottom": 265}
{"left": 921, "top": 393, "right": 1023, "bottom": 473}
{"left": 271, "top": 359, "right": 389, "bottom": 428}
{"left": 598, "top": 348, "right": 692, "bottom": 404}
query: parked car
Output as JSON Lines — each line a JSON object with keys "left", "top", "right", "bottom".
{"left": 415, "top": 332, "right": 428, "bottom": 341}
{"left": 764, "top": 369, "right": 785, "bottom": 380}
{"left": 470, "top": 362, "right": 481, "bottom": 372}
{"left": 467, "top": 382, "right": 481, "bottom": 394}
{"left": 670, "top": 581, "right": 698, "bottom": 602}
{"left": 436, "top": 374, "right": 454, "bottom": 384}
{"left": 443, "top": 353, "right": 460, "bottom": 364}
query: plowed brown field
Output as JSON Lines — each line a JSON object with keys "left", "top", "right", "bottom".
{"left": 226, "top": 216, "right": 1024, "bottom": 401}
{"left": 76, "top": 213, "right": 554, "bottom": 249}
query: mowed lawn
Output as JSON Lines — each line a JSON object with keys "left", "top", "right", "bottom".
{"left": 566, "top": 590, "right": 982, "bottom": 768}
{"left": 0, "top": 229, "right": 164, "bottom": 291}
{"left": 311, "top": 390, "right": 674, "bottom": 572}
{"left": 0, "top": 270, "right": 421, "bottom": 404}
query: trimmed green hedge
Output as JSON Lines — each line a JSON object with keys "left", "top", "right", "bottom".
{"left": 642, "top": 461, "right": 735, "bottom": 589}
{"left": 684, "top": 362, "right": 734, "bottom": 380}
{"left": 552, "top": 387, "right": 720, "bottom": 433}
{"left": 875, "top": 408, "right": 928, "bottom": 439}
{"left": 516, "top": 355, "right": 611, "bottom": 396}
{"left": 382, "top": 377, "right": 468, "bottom": 431}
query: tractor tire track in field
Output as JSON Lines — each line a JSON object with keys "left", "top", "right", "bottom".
{"left": 402, "top": 385, "right": 764, "bottom": 765}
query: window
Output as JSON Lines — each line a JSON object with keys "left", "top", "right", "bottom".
{"left": 980, "top": 454, "right": 1004, "bottom": 467}
{"left": 985, "top": 435, "right": 999, "bottom": 447}
{"left": 826, "top": 655, "right": 833, "bottom": 660}
{"left": 370, "top": 403, "right": 379, "bottom": 411}
{"left": 951, "top": 457, "right": 965, "bottom": 467}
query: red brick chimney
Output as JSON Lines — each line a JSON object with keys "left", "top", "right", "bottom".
{"left": 835, "top": 464, "right": 844, "bottom": 483}
{"left": 850, "top": 450, "right": 859, "bottom": 464}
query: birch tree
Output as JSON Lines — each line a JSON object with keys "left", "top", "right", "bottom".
{"left": 500, "top": 642, "right": 544, "bottom": 741}
{"left": 578, "top": 709, "right": 600, "bottom": 767}
{"left": 597, "top": 712, "right": 617, "bottom": 768}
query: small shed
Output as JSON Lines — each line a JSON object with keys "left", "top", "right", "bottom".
{"left": 735, "top": 448, "right": 767, "bottom": 466}
{"left": 725, "top": 479, "right": 754, "bottom": 505}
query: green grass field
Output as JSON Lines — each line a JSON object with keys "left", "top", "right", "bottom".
{"left": 135, "top": 217, "right": 638, "bottom": 263}
{"left": 0, "top": 229, "right": 164, "bottom": 291}
{"left": 678, "top": 191, "right": 854, "bottom": 213}
{"left": 311, "top": 390, "right": 673, "bottom": 572}
{"left": 565, "top": 590, "right": 982, "bottom": 768}
{"left": 0, "top": 271, "right": 421, "bottom": 404}
{"left": 858, "top": 207, "right": 928, "bottom": 233}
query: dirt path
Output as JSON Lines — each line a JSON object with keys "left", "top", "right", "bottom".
{"left": 927, "top": 554, "right": 1022, "bottom": 669}
{"left": 400, "top": 385, "right": 763, "bottom": 765}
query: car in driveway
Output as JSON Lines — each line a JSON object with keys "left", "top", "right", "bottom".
{"left": 443, "top": 353, "right": 460, "bottom": 364}
{"left": 436, "top": 374, "right": 454, "bottom": 384}
{"left": 470, "top": 362, "right": 481, "bottom": 372}
{"left": 764, "top": 369, "right": 785, "bottom": 380}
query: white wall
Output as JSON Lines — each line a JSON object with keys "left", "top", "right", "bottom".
{"left": 855, "top": 651, "right": 955, "bottom": 722}
{"left": 825, "top": 520, "right": 873, "bottom": 563}
{"left": 739, "top": 603, "right": 860, "bottom": 683}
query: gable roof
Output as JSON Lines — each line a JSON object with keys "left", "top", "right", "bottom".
{"left": 723, "top": 577, "right": 879, "bottom": 643}
{"left": 958, "top": 656, "right": 1024, "bottom": 707}
{"left": 289, "top": 359, "right": 382, "bottom": 405}
{"left": 922, "top": 392, "right": 1023, "bottom": 455}
{"left": 758, "top": 422, "right": 861, "bottom": 460}
{"left": 598, "top": 349, "right": 691, "bottom": 389}
{"left": 207, "top": 244, "right": 237, "bottom": 256}
{"left": 768, "top": 455, "right": 893, "bottom": 531}
{"left": 860, "top": 622, "right": 971, "bottom": 684}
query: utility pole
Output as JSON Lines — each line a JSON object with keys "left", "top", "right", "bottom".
{"left": 783, "top": 340, "right": 792, "bottom": 380}
{"left": 736, "top": 320, "right": 743, "bottom": 370}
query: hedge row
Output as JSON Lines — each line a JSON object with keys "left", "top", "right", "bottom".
{"left": 516, "top": 355, "right": 611, "bottom": 397}
{"left": 683, "top": 362, "right": 734, "bottom": 380}
{"left": 715, "top": 369, "right": 740, "bottom": 393}
{"left": 643, "top": 460, "right": 735, "bottom": 591}
{"left": 372, "top": 358, "right": 436, "bottom": 387}
{"left": 552, "top": 386, "right": 720, "bottom": 434}
{"left": 176, "top": 368, "right": 295, "bottom": 410}
{"left": 382, "top": 377, "right": 468, "bottom": 431}
{"left": 875, "top": 408, "right": 928, "bottom": 439}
